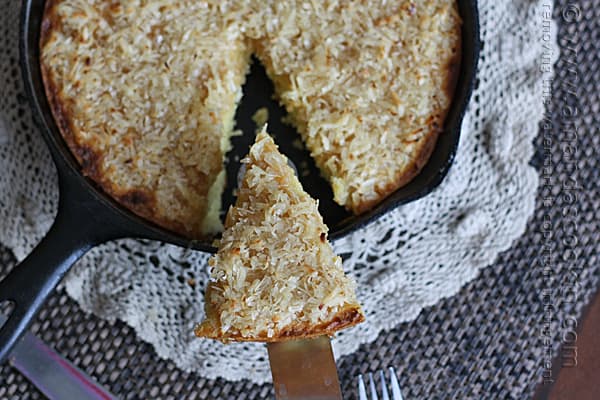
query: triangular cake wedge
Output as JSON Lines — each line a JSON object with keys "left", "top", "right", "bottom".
{"left": 195, "top": 129, "right": 364, "bottom": 342}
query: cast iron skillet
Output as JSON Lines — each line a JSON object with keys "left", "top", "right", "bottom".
{"left": 0, "top": 0, "right": 480, "bottom": 363}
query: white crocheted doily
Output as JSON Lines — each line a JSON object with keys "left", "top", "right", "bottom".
{"left": 0, "top": 0, "right": 557, "bottom": 383}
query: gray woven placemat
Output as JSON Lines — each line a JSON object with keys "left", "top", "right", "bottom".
{"left": 1, "top": 0, "right": 599, "bottom": 398}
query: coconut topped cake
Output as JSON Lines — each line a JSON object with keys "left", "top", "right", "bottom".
{"left": 40, "top": 0, "right": 252, "bottom": 237}
{"left": 252, "top": 0, "right": 461, "bottom": 213}
{"left": 41, "top": 0, "right": 461, "bottom": 236}
{"left": 195, "top": 129, "right": 364, "bottom": 341}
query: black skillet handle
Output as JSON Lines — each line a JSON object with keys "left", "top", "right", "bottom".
{"left": 0, "top": 173, "right": 125, "bottom": 363}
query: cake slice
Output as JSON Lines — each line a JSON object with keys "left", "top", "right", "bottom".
{"left": 195, "top": 128, "right": 364, "bottom": 342}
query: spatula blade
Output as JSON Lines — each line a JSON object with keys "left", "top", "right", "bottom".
{"left": 267, "top": 336, "right": 342, "bottom": 400}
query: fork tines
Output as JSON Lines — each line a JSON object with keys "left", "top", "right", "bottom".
{"left": 357, "top": 367, "right": 404, "bottom": 400}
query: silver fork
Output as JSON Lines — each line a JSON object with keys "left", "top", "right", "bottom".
{"left": 357, "top": 367, "right": 404, "bottom": 400}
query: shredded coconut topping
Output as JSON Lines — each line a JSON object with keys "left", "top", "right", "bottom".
{"left": 41, "top": 0, "right": 460, "bottom": 233}
{"left": 41, "top": 0, "right": 251, "bottom": 237}
{"left": 251, "top": 0, "right": 461, "bottom": 212}
{"left": 196, "top": 128, "right": 364, "bottom": 341}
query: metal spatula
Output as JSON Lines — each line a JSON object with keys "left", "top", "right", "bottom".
{"left": 268, "top": 336, "right": 342, "bottom": 399}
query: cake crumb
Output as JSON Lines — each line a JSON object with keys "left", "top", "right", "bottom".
{"left": 252, "top": 107, "right": 269, "bottom": 127}
{"left": 291, "top": 138, "right": 305, "bottom": 150}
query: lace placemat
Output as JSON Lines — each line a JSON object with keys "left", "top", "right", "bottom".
{"left": 0, "top": 0, "right": 557, "bottom": 383}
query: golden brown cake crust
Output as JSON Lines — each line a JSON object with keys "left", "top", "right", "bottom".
{"left": 41, "top": 60, "right": 182, "bottom": 235}
{"left": 195, "top": 304, "right": 365, "bottom": 343}
{"left": 40, "top": 0, "right": 186, "bottom": 236}
{"left": 254, "top": 1, "right": 463, "bottom": 215}
{"left": 40, "top": 0, "right": 250, "bottom": 238}
{"left": 350, "top": 26, "right": 462, "bottom": 215}
{"left": 41, "top": 21, "right": 171, "bottom": 234}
